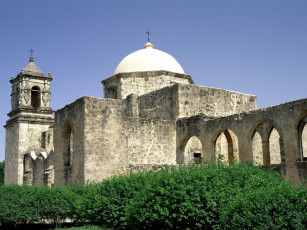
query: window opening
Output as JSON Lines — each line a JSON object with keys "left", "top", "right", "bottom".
{"left": 31, "top": 86, "right": 40, "bottom": 109}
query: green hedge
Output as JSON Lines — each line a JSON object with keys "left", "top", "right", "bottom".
{"left": 0, "top": 163, "right": 306, "bottom": 229}
{"left": 75, "top": 171, "right": 150, "bottom": 228}
{"left": 0, "top": 184, "right": 83, "bottom": 226}
{"left": 126, "top": 163, "right": 307, "bottom": 229}
{"left": 76, "top": 162, "right": 307, "bottom": 229}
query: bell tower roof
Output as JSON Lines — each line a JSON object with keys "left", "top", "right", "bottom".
{"left": 19, "top": 56, "right": 45, "bottom": 77}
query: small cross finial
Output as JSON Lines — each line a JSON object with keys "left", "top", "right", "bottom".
{"left": 145, "top": 30, "right": 151, "bottom": 42}
{"left": 29, "top": 49, "right": 34, "bottom": 62}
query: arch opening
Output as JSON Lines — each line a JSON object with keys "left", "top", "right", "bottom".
{"left": 215, "top": 129, "right": 239, "bottom": 163}
{"left": 269, "top": 128, "right": 281, "bottom": 164}
{"left": 298, "top": 116, "right": 307, "bottom": 161}
{"left": 252, "top": 131, "right": 263, "bottom": 165}
{"left": 183, "top": 136, "right": 203, "bottom": 164}
{"left": 31, "top": 86, "right": 40, "bottom": 109}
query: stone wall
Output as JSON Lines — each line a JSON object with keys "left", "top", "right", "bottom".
{"left": 23, "top": 150, "right": 55, "bottom": 186}
{"left": 178, "top": 84, "right": 257, "bottom": 118}
{"left": 102, "top": 71, "right": 192, "bottom": 100}
{"left": 138, "top": 84, "right": 180, "bottom": 119}
{"left": 4, "top": 122, "right": 20, "bottom": 184}
{"left": 22, "top": 126, "right": 54, "bottom": 186}
{"left": 132, "top": 83, "right": 257, "bottom": 120}
{"left": 124, "top": 117, "right": 176, "bottom": 165}
{"left": 53, "top": 97, "right": 86, "bottom": 185}
{"left": 83, "top": 97, "right": 128, "bottom": 182}
{"left": 4, "top": 121, "right": 53, "bottom": 185}
{"left": 53, "top": 96, "right": 179, "bottom": 183}
{"left": 176, "top": 98, "right": 307, "bottom": 185}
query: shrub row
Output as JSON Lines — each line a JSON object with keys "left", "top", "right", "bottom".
{"left": 0, "top": 184, "right": 84, "bottom": 227}
{"left": 77, "top": 162, "right": 307, "bottom": 229}
{"left": 0, "top": 162, "right": 306, "bottom": 229}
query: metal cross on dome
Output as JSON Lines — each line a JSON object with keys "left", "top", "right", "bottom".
{"left": 30, "top": 49, "right": 34, "bottom": 57}
{"left": 145, "top": 30, "right": 151, "bottom": 42}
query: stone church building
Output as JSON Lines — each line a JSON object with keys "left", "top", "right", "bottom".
{"left": 4, "top": 42, "right": 307, "bottom": 186}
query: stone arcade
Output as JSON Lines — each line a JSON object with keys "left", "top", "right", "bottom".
{"left": 4, "top": 42, "right": 307, "bottom": 186}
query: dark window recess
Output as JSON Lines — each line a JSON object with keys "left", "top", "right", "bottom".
{"left": 41, "top": 132, "right": 46, "bottom": 149}
{"left": 107, "top": 86, "right": 117, "bottom": 99}
{"left": 194, "top": 153, "right": 201, "bottom": 164}
{"left": 31, "top": 86, "right": 40, "bottom": 109}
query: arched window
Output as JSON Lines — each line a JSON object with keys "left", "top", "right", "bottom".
{"left": 215, "top": 129, "right": 239, "bottom": 163}
{"left": 31, "top": 86, "right": 40, "bottom": 109}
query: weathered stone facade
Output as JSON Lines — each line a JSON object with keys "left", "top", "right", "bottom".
{"left": 4, "top": 44, "right": 307, "bottom": 186}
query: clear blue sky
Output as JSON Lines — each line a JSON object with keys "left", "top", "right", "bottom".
{"left": 0, "top": 0, "right": 307, "bottom": 161}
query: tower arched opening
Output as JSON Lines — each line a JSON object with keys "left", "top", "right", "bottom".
{"left": 31, "top": 86, "right": 41, "bottom": 109}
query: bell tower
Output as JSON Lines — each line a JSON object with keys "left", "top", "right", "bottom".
{"left": 4, "top": 56, "right": 54, "bottom": 185}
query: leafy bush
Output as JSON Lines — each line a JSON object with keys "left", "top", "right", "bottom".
{"left": 0, "top": 184, "right": 82, "bottom": 227}
{"left": 76, "top": 172, "right": 150, "bottom": 228}
{"left": 76, "top": 162, "right": 307, "bottom": 229}
{"left": 0, "top": 162, "right": 306, "bottom": 229}
{"left": 219, "top": 183, "right": 307, "bottom": 229}
{"left": 126, "top": 162, "right": 307, "bottom": 229}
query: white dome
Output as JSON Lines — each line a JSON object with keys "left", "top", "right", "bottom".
{"left": 114, "top": 42, "right": 184, "bottom": 74}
